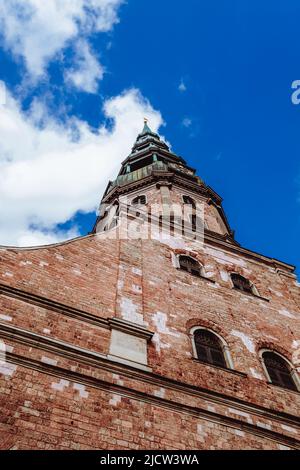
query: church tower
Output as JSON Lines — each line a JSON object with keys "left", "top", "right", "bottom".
{"left": 93, "top": 119, "right": 234, "bottom": 243}
{"left": 0, "top": 123, "right": 299, "bottom": 450}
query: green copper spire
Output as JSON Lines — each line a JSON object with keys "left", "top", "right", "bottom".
{"left": 141, "top": 118, "right": 153, "bottom": 135}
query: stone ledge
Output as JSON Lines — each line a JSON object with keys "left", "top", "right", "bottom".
{"left": 0, "top": 283, "right": 109, "bottom": 329}
{"left": 175, "top": 268, "right": 216, "bottom": 284}
{"left": 232, "top": 287, "right": 270, "bottom": 302}
{"left": 0, "top": 284, "right": 155, "bottom": 341}
{"left": 108, "top": 317, "right": 154, "bottom": 340}
{"left": 192, "top": 358, "right": 248, "bottom": 378}
{"left": 267, "top": 381, "right": 300, "bottom": 395}
{"left": 107, "top": 354, "right": 152, "bottom": 372}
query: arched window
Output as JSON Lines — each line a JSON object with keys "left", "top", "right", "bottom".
{"left": 183, "top": 195, "right": 196, "bottom": 209}
{"left": 182, "top": 196, "right": 203, "bottom": 233}
{"left": 262, "top": 351, "right": 298, "bottom": 391}
{"left": 132, "top": 195, "right": 146, "bottom": 205}
{"left": 231, "top": 273, "right": 255, "bottom": 294}
{"left": 178, "top": 255, "right": 203, "bottom": 277}
{"left": 193, "top": 329, "right": 228, "bottom": 368}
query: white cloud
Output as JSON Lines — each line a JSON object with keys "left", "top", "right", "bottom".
{"left": 16, "top": 228, "right": 80, "bottom": 248}
{"left": 0, "top": 0, "right": 124, "bottom": 90}
{"left": 65, "top": 40, "right": 104, "bottom": 93}
{"left": 0, "top": 81, "right": 6, "bottom": 105}
{"left": 0, "top": 86, "right": 163, "bottom": 246}
{"left": 178, "top": 79, "right": 187, "bottom": 92}
{"left": 182, "top": 117, "right": 192, "bottom": 128}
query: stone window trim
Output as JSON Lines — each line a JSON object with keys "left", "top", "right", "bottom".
{"left": 172, "top": 253, "right": 215, "bottom": 283}
{"left": 259, "top": 349, "right": 300, "bottom": 393}
{"left": 108, "top": 317, "right": 154, "bottom": 341}
{"left": 190, "top": 326, "right": 234, "bottom": 370}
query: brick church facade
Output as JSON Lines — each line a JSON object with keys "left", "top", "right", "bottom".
{"left": 0, "top": 122, "right": 299, "bottom": 450}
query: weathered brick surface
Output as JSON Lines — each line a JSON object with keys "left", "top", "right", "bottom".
{"left": 0, "top": 364, "right": 295, "bottom": 450}
{"left": 0, "top": 180, "right": 299, "bottom": 449}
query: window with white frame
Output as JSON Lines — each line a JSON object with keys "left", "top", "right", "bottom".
{"left": 191, "top": 328, "right": 233, "bottom": 369}
{"left": 261, "top": 351, "right": 299, "bottom": 391}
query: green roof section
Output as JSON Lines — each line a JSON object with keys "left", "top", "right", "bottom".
{"left": 141, "top": 118, "right": 153, "bottom": 135}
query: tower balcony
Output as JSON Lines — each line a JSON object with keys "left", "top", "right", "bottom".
{"left": 108, "top": 161, "right": 169, "bottom": 191}
{"left": 106, "top": 160, "right": 197, "bottom": 196}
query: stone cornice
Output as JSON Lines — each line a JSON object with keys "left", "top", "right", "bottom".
{"left": 101, "top": 171, "right": 209, "bottom": 204}
{"left": 0, "top": 283, "right": 110, "bottom": 329}
{"left": 204, "top": 233, "right": 296, "bottom": 274}
{"left": 0, "top": 284, "right": 154, "bottom": 341}
{"left": 97, "top": 175, "right": 296, "bottom": 274}
{"left": 109, "top": 317, "right": 154, "bottom": 340}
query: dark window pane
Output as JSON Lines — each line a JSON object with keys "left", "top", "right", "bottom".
{"left": 183, "top": 195, "right": 196, "bottom": 208}
{"left": 194, "top": 330, "right": 227, "bottom": 369}
{"left": 231, "top": 273, "right": 253, "bottom": 294}
{"left": 179, "top": 256, "right": 202, "bottom": 277}
{"left": 195, "top": 345, "right": 209, "bottom": 363}
{"left": 211, "top": 349, "right": 227, "bottom": 367}
{"left": 132, "top": 195, "right": 146, "bottom": 205}
{"left": 267, "top": 366, "right": 279, "bottom": 384}
{"left": 279, "top": 371, "right": 297, "bottom": 390}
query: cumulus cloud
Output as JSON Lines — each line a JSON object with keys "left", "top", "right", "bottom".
{"left": 0, "top": 87, "right": 163, "bottom": 246}
{"left": 178, "top": 79, "right": 187, "bottom": 92}
{"left": 182, "top": 117, "right": 192, "bottom": 128}
{"left": 0, "top": 0, "right": 124, "bottom": 90}
{"left": 65, "top": 40, "right": 104, "bottom": 93}
{"left": 0, "top": 80, "right": 6, "bottom": 105}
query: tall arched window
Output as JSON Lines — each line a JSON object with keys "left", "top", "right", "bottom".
{"left": 132, "top": 195, "right": 146, "bottom": 205}
{"left": 193, "top": 329, "right": 228, "bottom": 368}
{"left": 178, "top": 255, "right": 203, "bottom": 277}
{"left": 262, "top": 351, "right": 298, "bottom": 391}
{"left": 183, "top": 195, "right": 196, "bottom": 209}
{"left": 231, "top": 273, "right": 255, "bottom": 295}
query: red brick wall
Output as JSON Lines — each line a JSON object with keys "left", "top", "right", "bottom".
{"left": 0, "top": 227, "right": 299, "bottom": 449}
{"left": 0, "top": 364, "right": 291, "bottom": 450}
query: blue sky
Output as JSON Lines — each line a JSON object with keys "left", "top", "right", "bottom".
{"left": 0, "top": 0, "right": 299, "bottom": 272}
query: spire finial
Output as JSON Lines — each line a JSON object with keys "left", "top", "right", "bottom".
{"left": 141, "top": 117, "right": 152, "bottom": 135}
